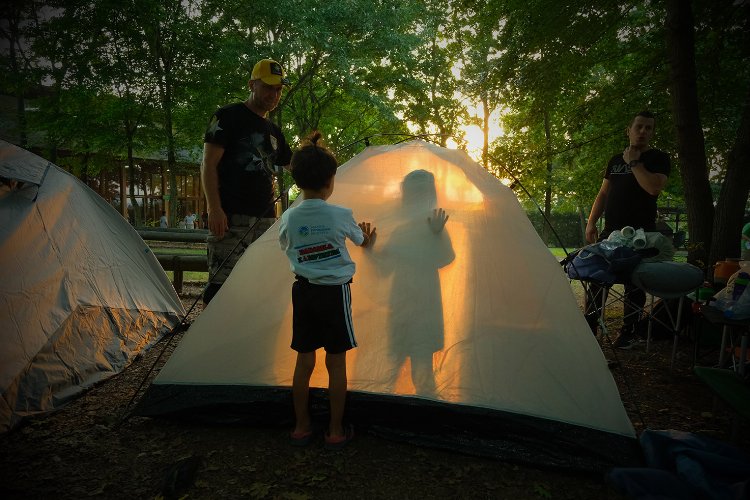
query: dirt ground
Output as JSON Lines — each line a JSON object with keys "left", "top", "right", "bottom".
{"left": 2, "top": 283, "right": 748, "bottom": 500}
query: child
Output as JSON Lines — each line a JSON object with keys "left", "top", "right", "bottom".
{"left": 278, "top": 131, "right": 376, "bottom": 449}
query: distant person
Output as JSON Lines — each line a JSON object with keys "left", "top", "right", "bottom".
{"left": 185, "top": 213, "right": 196, "bottom": 229}
{"left": 201, "top": 211, "right": 208, "bottom": 230}
{"left": 201, "top": 58, "right": 293, "bottom": 305}
{"left": 278, "top": 131, "right": 376, "bottom": 450}
{"left": 159, "top": 211, "right": 168, "bottom": 228}
{"left": 584, "top": 110, "right": 671, "bottom": 349}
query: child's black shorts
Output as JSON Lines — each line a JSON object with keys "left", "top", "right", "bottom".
{"left": 291, "top": 277, "right": 357, "bottom": 354}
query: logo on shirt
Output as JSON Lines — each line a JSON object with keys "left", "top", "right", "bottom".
{"left": 296, "top": 242, "right": 341, "bottom": 263}
{"left": 298, "top": 225, "right": 310, "bottom": 236}
{"left": 610, "top": 161, "right": 632, "bottom": 175}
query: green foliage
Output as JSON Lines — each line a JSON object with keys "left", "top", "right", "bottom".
{"left": 2, "top": 0, "right": 747, "bottom": 261}
{"left": 525, "top": 209, "right": 586, "bottom": 250}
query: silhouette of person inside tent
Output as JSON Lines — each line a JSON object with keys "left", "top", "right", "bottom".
{"left": 383, "top": 169, "right": 454, "bottom": 397}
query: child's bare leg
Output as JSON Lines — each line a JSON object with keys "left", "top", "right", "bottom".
{"left": 325, "top": 351, "right": 347, "bottom": 438}
{"left": 292, "top": 352, "right": 316, "bottom": 434}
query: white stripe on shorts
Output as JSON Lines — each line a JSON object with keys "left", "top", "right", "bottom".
{"left": 341, "top": 283, "right": 357, "bottom": 348}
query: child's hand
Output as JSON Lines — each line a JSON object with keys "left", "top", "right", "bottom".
{"left": 428, "top": 208, "right": 449, "bottom": 233}
{"left": 359, "top": 221, "right": 377, "bottom": 248}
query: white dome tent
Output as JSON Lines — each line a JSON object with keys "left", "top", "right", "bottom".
{"left": 135, "top": 140, "right": 638, "bottom": 471}
{"left": 0, "top": 140, "right": 185, "bottom": 432}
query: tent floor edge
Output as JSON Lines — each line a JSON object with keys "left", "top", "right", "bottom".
{"left": 132, "top": 384, "right": 642, "bottom": 474}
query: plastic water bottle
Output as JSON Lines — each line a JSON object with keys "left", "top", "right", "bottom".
{"left": 723, "top": 272, "right": 750, "bottom": 319}
{"left": 732, "top": 272, "right": 749, "bottom": 300}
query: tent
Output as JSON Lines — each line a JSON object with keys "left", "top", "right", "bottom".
{"left": 0, "top": 140, "right": 185, "bottom": 432}
{"left": 135, "top": 140, "right": 639, "bottom": 471}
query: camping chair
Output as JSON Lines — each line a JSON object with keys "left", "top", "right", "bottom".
{"left": 564, "top": 249, "right": 703, "bottom": 370}
{"left": 639, "top": 291, "right": 689, "bottom": 369}
{"left": 560, "top": 244, "right": 641, "bottom": 338}
{"left": 628, "top": 262, "right": 704, "bottom": 369}
{"left": 581, "top": 279, "right": 643, "bottom": 345}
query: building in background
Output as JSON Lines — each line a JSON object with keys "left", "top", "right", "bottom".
{"left": 0, "top": 93, "right": 204, "bottom": 227}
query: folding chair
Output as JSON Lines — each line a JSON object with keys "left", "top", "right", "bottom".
{"left": 562, "top": 247, "right": 643, "bottom": 345}
{"left": 582, "top": 280, "right": 644, "bottom": 344}
{"left": 630, "top": 261, "right": 704, "bottom": 370}
{"left": 565, "top": 251, "right": 703, "bottom": 369}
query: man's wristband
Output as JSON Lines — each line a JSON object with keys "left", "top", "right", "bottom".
{"left": 629, "top": 159, "right": 641, "bottom": 169}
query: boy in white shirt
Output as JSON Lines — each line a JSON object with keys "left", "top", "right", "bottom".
{"left": 279, "top": 131, "right": 375, "bottom": 450}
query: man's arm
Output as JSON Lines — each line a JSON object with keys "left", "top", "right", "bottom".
{"left": 624, "top": 146, "right": 668, "bottom": 196}
{"left": 585, "top": 179, "right": 610, "bottom": 244}
{"left": 630, "top": 165, "right": 668, "bottom": 196}
{"left": 201, "top": 143, "right": 228, "bottom": 238}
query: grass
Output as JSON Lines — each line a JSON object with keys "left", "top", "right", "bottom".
{"left": 150, "top": 247, "right": 204, "bottom": 256}
{"left": 165, "top": 270, "right": 209, "bottom": 282}
{"left": 149, "top": 245, "right": 208, "bottom": 282}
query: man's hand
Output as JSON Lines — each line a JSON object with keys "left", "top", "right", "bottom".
{"left": 208, "top": 207, "right": 229, "bottom": 239}
{"left": 623, "top": 145, "right": 643, "bottom": 164}
{"left": 428, "top": 208, "right": 449, "bottom": 234}
{"left": 358, "top": 221, "right": 377, "bottom": 248}
{"left": 585, "top": 222, "right": 598, "bottom": 244}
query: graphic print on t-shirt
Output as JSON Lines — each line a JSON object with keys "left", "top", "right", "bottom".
{"left": 206, "top": 116, "right": 222, "bottom": 137}
{"left": 295, "top": 241, "right": 342, "bottom": 263}
{"left": 608, "top": 160, "right": 631, "bottom": 176}
{"left": 235, "top": 132, "right": 276, "bottom": 177}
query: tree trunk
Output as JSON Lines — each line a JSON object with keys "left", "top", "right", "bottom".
{"left": 7, "top": 6, "right": 27, "bottom": 148}
{"left": 664, "top": 0, "right": 714, "bottom": 270}
{"left": 543, "top": 109, "right": 553, "bottom": 245}
{"left": 481, "top": 93, "right": 489, "bottom": 169}
{"left": 711, "top": 86, "right": 750, "bottom": 264}
{"left": 161, "top": 164, "right": 168, "bottom": 224}
{"left": 128, "top": 144, "right": 141, "bottom": 227}
{"left": 120, "top": 163, "right": 127, "bottom": 218}
{"left": 162, "top": 72, "right": 178, "bottom": 221}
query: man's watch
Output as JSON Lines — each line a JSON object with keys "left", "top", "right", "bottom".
{"left": 629, "top": 159, "right": 641, "bottom": 169}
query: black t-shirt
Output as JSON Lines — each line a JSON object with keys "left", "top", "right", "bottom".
{"left": 603, "top": 148, "right": 671, "bottom": 233}
{"left": 204, "top": 103, "right": 292, "bottom": 217}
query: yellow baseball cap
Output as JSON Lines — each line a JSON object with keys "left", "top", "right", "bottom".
{"left": 251, "top": 59, "right": 290, "bottom": 86}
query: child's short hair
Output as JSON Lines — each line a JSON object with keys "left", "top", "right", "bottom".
{"left": 291, "top": 131, "right": 338, "bottom": 190}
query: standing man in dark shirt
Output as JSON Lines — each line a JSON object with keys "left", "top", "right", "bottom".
{"left": 201, "top": 59, "right": 293, "bottom": 304}
{"left": 584, "top": 110, "right": 671, "bottom": 349}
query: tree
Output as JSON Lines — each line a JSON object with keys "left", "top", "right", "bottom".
{"left": 0, "top": 0, "right": 44, "bottom": 148}
{"left": 666, "top": 0, "right": 750, "bottom": 268}
{"left": 391, "top": 1, "right": 466, "bottom": 149}
{"left": 135, "top": 0, "right": 205, "bottom": 222}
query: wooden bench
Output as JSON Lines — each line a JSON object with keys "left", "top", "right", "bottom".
{"left": 154, "top": 254, "right": 207, "bottom": 293}
{"left": 137, "top": 228, "right": 209, "bottom": 293}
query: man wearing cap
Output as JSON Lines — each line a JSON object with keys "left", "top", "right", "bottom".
{"left": 201, "top": 58, "right": 292, "bottom": 304}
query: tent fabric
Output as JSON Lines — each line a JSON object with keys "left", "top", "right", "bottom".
{"left": 0, "top": 140, "right": 185, "bottom": 432}
{"left": 135, "top": 140, "right": 638, "bottom": 470}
